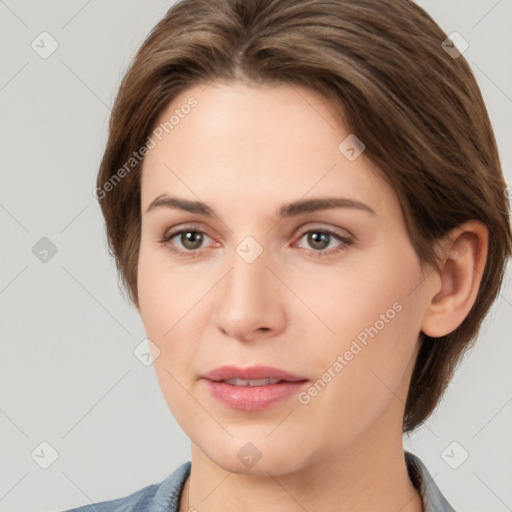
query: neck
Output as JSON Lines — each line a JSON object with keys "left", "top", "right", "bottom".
{"left": 180, "top": 422, "right": 423, "bottom": 512}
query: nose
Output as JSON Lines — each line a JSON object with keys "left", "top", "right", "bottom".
{"left": 214, "top": 245, "right": 287, "bottom": 342}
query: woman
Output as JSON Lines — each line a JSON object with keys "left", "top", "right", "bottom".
{"left": 63, "top": 0, "right": 511, "bottom": 510}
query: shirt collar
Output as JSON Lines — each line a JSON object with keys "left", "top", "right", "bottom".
{"left": 405, "top": 451, "right": 456, "bottom": 512}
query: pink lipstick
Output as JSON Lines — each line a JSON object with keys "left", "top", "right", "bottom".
{"left": 201, "top": 365, "right": 309, "bottom": 411}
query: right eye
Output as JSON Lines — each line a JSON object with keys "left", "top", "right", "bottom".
{"left": 160, "top": 228, "right": 214, "bottom": 257}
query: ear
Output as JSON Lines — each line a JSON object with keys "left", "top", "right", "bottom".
{"left": 421, "top": 220, "right": 489, "bottom": 338}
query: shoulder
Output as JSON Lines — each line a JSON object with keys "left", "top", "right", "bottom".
{"left": 59, "top": 461, "right": 191, "bottom": 512}
{"left": 405, "top": 451, "right": 456, "bottom": 512}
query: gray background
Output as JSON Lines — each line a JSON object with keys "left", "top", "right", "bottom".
{"left": 0, "top": 1, "right": 510, "bottom": 511}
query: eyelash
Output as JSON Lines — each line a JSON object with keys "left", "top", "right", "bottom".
{"left": 158, "top": 225, "right": 353, "bottom": 260}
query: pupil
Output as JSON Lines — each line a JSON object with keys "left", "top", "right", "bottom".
{"left": 183, "top": 231, "right": 202, "bottom": 249}
{"left": 309, "top": 232, "right": 329, "bottom": 249}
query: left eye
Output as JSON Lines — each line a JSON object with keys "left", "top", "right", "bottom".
{"left": 294, "top": 229, "right": 352, "bottom": 255}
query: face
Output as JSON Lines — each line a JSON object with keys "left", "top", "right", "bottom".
{"left": 137, "top": 81, "right": 431, "bottom": 475}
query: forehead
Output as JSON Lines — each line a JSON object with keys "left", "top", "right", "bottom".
{"left": 140, "top": 81, "right": 398, "bottom": 219}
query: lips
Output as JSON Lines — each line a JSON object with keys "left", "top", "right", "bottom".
{"left": 201, "top": 365, "right": 309, "bottom": 411}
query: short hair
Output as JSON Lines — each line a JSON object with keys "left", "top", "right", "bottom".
{"left": 95, "top": 0, "right": 511, "bottom": 433}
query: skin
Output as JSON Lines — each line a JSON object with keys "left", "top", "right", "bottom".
{"left": 136, "top": 81, "right": 488, "bottom": 512}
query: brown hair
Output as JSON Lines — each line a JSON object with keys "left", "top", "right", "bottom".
{"left": 95, "top": 0, "right": 511, "bottom": 432}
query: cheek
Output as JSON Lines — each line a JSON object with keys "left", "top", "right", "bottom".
{"left": 137, "top": 250, "right": 202, "bottom": 427}
{"left": 137, "top": 244, "right": 200, "bottom": 336}
{"left": 294, "top": 250, "right": 424, "bottom": 436}
{"left": 137, "top": 246, "right": 210, "bottom": 385}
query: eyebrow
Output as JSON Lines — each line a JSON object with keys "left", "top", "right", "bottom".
{"left": 145, "top": 194, "right": 376, "bottom": 217}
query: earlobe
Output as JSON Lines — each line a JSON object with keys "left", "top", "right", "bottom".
{"left": 421, "top": 220, "right": 489, "bottom": 338}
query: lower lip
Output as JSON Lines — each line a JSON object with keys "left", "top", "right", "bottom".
{"left": 203, "top": 379, "right": 309, "bottom": 411}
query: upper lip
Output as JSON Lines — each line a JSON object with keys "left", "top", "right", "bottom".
{"left": 202, "top": 365, "right": 308, "bottom": 382}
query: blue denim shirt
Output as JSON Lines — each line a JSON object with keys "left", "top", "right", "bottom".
{"left": 61, "top": 451, "right": 455, "bottom": 511}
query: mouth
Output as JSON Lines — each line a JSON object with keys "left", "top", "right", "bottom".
{"left": 221, "top": 377, "right": 285, "bottom": 386}
{"left": 202, "top": 364, "right": 308, "bottom": 383}
{"left": 201, "top": 365, "right": 309, "bottom": 411}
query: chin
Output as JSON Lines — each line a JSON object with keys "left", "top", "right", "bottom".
{"left": 199, "top": 435, "right": 315, "bottom": 477}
